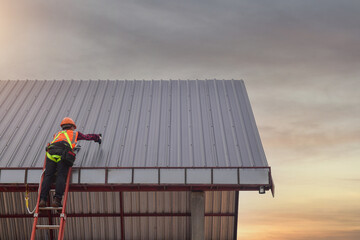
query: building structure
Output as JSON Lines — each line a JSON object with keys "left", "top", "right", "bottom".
{"left": 0, "top": 80, "right": 273, "bottom": 239}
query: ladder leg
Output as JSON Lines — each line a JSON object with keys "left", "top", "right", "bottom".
{"left": 31, "top": 156, "right": 47, "bottom": 240}
{"left": 58, "top": 167, "right": 72, "bottom": 240}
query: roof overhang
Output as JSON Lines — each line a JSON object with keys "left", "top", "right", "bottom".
{"left": 0, "top": 167, "right": 273, "bottom": 195}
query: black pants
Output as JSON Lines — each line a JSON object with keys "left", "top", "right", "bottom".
{"left": 40, "top": 157, "right": 70, "bottom": 201}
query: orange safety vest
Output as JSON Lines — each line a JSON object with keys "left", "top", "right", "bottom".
{"left": 51, "top": 130, "right": 78, "bottom": 149}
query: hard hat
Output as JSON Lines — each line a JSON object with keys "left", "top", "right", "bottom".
{"left": 60, "top": 117, "right": 77, "bottom": 129}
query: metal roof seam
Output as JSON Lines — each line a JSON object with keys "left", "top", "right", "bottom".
{"left": 223, "top": 80, "right": 242, "bottom": 168}
{"left": 143, "top": 83, "right": 153, "bottom": 158}
{"left": 131, "top": 81, "right": 143, "bottom": 166}
{"left": 154, "top": 81, "right": 163, "bottom": 167}
{"left": 166, "top": 81, "right": 173, "bottom": 167}
{"left": 161, "top": 80, "right": 169, "bottom": 167}
{"left": 118, "top": 81, "right": 136, "bottom": 167}
{"left": 226, "top": 80, "right": 243, "bottom": 167}
{"left": 177, "top": 80, "right": 182, "bottom": 167}
{"left": 107, "top": 81, "right": 125, "bottom": 167}
{"left": 102, "top": 81, "right": 117, "bottom": 135}
{"left": 213, "top": 80, "right": 231, "bottom": 167}
{"left": 204, "top": 80, "right": 218, "bottom": 167}
{"left": 196, "top": 79, "right": 207, "bottom": 167}
{"left": 186, "top": 80, "right": 194, "bottom": 167}
{"left": 143, "top": 81, "right": 155, "bottom": 167}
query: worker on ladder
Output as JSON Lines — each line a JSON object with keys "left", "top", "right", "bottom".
{"left": 39, "top": 117, "right": 102, "bottom": 208}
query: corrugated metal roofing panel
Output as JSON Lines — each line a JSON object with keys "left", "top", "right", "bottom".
{"left": 0, "top": 191, "right": 236, "bottom": 240}
{"left": 0, "top": 79, "right": 269, "bottom": 169}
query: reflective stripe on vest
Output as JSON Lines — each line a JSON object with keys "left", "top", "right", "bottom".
{"left": 51, "top": 130, "right": 78, "bottom": 149}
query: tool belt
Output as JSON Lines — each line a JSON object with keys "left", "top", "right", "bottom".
{"left": 46, "top": 141, "right": 76, "bottom": 166}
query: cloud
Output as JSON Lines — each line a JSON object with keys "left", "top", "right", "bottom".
{"left": 1, "top": 0, "right": 360, "bottom": 80}
{"left": 238, "top": 203, "right": 360, "bottom": 240}
{"left": 340, "top": 178, "right": 360, "bottom": 182}
{"left": 239, "top": 229, "right": 360, "bottom": 240}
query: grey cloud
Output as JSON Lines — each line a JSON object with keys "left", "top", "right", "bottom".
{"left": 2, "top": 0, "right": 360, "bottom": 80}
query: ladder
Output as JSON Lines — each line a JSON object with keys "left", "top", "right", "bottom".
{"left": 30, "top": 163, "right": 72, "bottom": 240}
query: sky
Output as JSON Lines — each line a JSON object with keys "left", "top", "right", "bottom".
{"left": 1, "top": 0, "right": 360, "bottom": 239}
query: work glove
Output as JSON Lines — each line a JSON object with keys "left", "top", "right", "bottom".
{"left": 98, "top": 134, "right": 102, "bottom": 144}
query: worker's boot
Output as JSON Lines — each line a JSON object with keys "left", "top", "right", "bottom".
{"left": 39, "top": 199, "right": 46, "bottom": 208}
{"left": 51, "top": 197, "right": 62, "bottom": 208}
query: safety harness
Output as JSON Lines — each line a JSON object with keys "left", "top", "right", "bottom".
{"left": 46, "top": 131, "right": 76, "bottom": 162}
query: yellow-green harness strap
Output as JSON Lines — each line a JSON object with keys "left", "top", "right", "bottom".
{"left": 51, "top": 131, "right": 73, "bottom": 149}
{"left": 47, "top": 131, "right": 74, "bottom": 162}
{"left": 46, "top": 152, "right": 62, "bottom": 162}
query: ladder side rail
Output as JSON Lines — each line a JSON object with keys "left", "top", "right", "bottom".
{"left": 30, "top": 156, "right": 47, "bottom": 240}
{"left": 58, "top": 166, "right": 72, "bottom": 240}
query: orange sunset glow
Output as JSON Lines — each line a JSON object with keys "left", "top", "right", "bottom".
{"left": 1, "top": 0, "right": 359, "bottom": 239}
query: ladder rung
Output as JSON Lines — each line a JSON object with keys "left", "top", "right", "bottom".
{"left": 39, "top": 207, "right": 63, "bottom": 210}
{"left": 36, "top": 225, "right": 60, "bottom": 230}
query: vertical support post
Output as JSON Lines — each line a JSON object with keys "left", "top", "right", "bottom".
{"left": 120, "top": 191, "right": 125, "bottom": 240}
{"left": 191, "top": 191, "right": 205, "bottom": 240}
{"left": 233, "top": 191, "right": 239, "bottom": 240}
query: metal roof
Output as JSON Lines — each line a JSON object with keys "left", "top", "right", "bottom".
{"left": 0, "top": 79, "right": 267, "bottom": 168}
{"left": 0, "top": 80, "right": 272, "bottom": 188}
{"left": 0, "top": 80, "right": 272, "bottom": 239}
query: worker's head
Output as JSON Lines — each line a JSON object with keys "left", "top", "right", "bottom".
{"left": 60, "top": 117, "right": 77, "bottom": 130}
